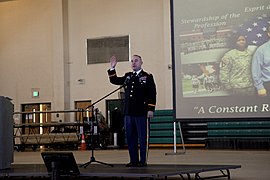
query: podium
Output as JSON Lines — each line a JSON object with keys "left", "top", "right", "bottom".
{"left": 0, "top": 96, "right": 14, "bottom": 169}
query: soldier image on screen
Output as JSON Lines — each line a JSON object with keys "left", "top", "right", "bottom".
{"left": 219, "top": 33, "right": 255, "bottom": 96}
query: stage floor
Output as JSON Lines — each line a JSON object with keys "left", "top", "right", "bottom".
{"left": 0, "top": 163, "right": 241, "bottom": 179}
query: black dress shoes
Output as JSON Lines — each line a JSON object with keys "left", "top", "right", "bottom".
{"left": 125, "top": 162, "right": 138, "bottom": 167}
{"left": 126, "top": 162, "right": 147, "bottom": 167}
{"left": 138, "top": 162, "right": 147, "bottom": 167}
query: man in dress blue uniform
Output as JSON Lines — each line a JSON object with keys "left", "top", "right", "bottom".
{"left": 107, "top": 54, "right": 157, "bottom": 167}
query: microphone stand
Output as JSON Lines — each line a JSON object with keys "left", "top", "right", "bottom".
{"left": 80, "top": 84, "right": 125, "bottom": 168}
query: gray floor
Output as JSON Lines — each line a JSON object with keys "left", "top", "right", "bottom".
{"left": 13, "top": 148, "right": 270, "bottom": 180}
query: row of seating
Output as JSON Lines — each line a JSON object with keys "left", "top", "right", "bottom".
{"left": 150, "top": 109, "right": 181, "bottom": 144}
{"left": 150, "top": 111, "right": 270, "bottom": 149}
{"left": 208, "top": 121, "right": 270, "bottom": 129}
{"left": 206, "top": 121, "right": 270, "bottom": 149}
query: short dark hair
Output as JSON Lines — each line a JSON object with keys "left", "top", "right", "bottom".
{"left": 133, "top": 54, "right": 142, "bottom": 60}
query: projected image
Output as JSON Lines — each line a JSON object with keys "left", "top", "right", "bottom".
{"left": 172, "top": 0, "right": 270, "bottom": 119}
{"left": 180, "top": 16, "right": 269, "bottom": 98}
{"left": 182, "top": 63, "right": 222, "bottom": 97}
{"left": 180, "top": 29, "right": 230, "bottom": 97}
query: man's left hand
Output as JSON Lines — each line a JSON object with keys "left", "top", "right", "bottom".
{"left": 147, "top": 111, "right": 154, "bottom": 119}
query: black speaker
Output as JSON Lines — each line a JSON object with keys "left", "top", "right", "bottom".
{"left": 41, "top": 151, "right": 80, "bottom": 178}
{"left": 0, "top": 96, "right": 14, "bottom": 169}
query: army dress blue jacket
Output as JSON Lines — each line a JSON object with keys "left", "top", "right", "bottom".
{"left": 107, "top": 69, "right": 156, "bottom": 116}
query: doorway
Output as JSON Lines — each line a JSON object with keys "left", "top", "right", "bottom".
{"left": 21, "top": 103, "right": 51, "bottom": 134}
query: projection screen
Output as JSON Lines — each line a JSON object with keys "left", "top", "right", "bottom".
{"left": 171, "top": 0, "right": 270, "bottom": 120}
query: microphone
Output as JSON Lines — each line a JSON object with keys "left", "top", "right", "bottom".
{"left": 124, "top": 76, "right": 131, "bottom": 85}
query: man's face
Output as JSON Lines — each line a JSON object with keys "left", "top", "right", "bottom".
{"left": 131, "top": 55, "right": 143, "bottom": 71}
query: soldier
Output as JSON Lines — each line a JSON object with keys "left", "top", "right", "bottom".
{"left": 191, "top": 75, "right": 200, "bottom": 94}
{"left": 107, "top": 54, "right": 157, "bottom": 167}
{"left": 219, "top": 33, "right": 255, "bottom": 96}
{"left": 252, "top": 25, "right": 270, "bottom": 96}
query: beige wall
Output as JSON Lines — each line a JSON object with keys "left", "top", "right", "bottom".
{"left": 0, "top": 0, "right": 65, "bottom": 111}
{"left": 0, "top": 0, "right": 172, "bottom": 119}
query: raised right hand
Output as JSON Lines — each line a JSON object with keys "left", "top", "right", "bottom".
{"left": 110, "top": 55, "right": 117, "bottom": 68}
